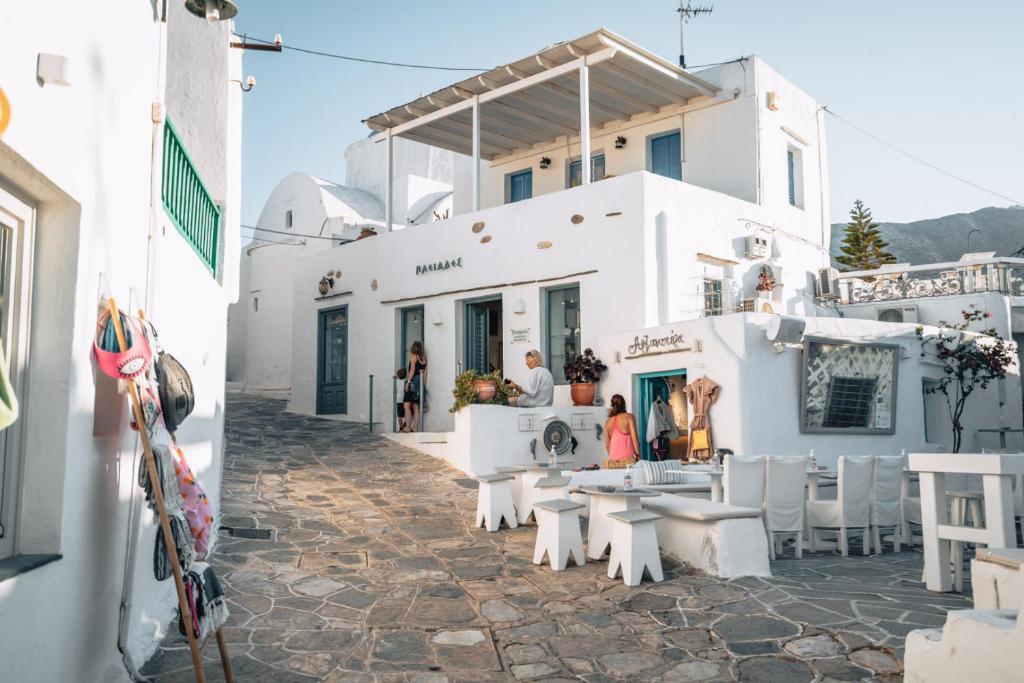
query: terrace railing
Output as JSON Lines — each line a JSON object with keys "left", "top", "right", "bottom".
{"left": 162, "top": 118, "right": 220, "bottom": 275}
{"left": 836, "top": 261, "right": 1024, "bottom": 305}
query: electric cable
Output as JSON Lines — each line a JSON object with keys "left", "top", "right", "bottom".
{"left": 823, "top": 106, "right": 1023, "bottom": 206}
{"left": 240, "top": 35, "right": 489, "bottom": 72}
{"left": 242, "top": 223, "right": 347, "bottom": 241}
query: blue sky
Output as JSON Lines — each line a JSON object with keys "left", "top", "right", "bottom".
{"left": 233, "top": 1, "right": 1024, "bottom": 227}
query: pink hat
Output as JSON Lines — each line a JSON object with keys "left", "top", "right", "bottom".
{"left": 93, "top": 310, "right": 152, "bottom": 380}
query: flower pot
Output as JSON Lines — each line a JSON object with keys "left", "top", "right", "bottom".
{"left": 357, "top": 227, "right": 377, "bottom": 240}
{"left": 473, "top": 379, "right": 497, "bottom": 402}
{"left": 570, "top": 382, "right": 597, "bottom": 406}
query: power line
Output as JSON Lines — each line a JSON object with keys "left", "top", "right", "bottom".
{"left": 823, "top": 106, "right": 1024, "bottom": 206}
{"left": 241, "top": 223, "right": 340, "bottom": 241}
{"left": 240, "top": 35, "right": 489, "bottom": 72}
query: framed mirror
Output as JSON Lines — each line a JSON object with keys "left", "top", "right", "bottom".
{"left": 800, "top": 337, "right": 899, "bottom": 434}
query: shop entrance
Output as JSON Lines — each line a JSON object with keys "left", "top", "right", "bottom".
{"left": 635, "top": 370, "right": 689, "bottom": 461}
{"left": 464, "top": 297, "right": 503, "bottom": 375}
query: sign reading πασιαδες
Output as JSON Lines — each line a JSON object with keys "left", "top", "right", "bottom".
{"left": 625, "top": 330, "right": 691, "bottom": 359}
{"left": 416, "top": 258, "right": 463, "bottom": 275}
{"left": 511, "top": 328, "right": 531, "bottom": 344}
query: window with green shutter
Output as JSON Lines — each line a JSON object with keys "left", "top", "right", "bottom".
{"left": 162, "top": 118, "right": 220, "bottom": 274}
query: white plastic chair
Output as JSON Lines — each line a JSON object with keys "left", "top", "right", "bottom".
{"left": 724, "top": 454, "right": 765, "bottom": 508}
{"left": 764, "top": 455, "right": 809, "bottom": 560}
{"left": 806, "top": 455, "right": 873, "bottom": 556}
{"left": 870, "top": 456, "right": 904, "bottom": 554}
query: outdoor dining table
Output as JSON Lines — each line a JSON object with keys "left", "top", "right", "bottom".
{"left": 579, "top": 487, "right": 660, "bottom": 560}
{"left": 668, "top": 466, "right": 834, "bottom": 503}
{"left": 518, "top": 463, "right": 571, "bottom": 524}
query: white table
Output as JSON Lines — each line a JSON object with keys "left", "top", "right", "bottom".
{"left": 579, "top": 487, "right": 660, "bottom": 560}
{"left": 518, "top": 464, "right": 568, "bottom": 524}
{"left": 909, "top": 452, "right": 1024, "bottom": 592}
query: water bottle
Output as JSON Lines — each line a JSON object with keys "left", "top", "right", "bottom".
{"left": 623, "top": 471, "right": 633, "bottom": 490}
{"left": 809, "top": 449, "right": 816, "bottom": 470}
{"left": 548, "top": 444, "right": 557, "bottom": 467}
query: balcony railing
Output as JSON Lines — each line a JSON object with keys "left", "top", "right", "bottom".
{"left": 836, "top": 259, "right": 1024, "bottom": 305}
{"left": 162, "top": 118, "right": 220, "bottom": 275}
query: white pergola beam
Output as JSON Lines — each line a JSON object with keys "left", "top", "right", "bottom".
{"left": 580, "top": 62, "right": 591, "bottom": 185}
{"left": 472, "top": 96, "right": 480, "bottom": 210}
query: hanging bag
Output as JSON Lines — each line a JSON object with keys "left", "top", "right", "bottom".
{"left": 173, "top": 445, "right": 214, "bottom": 559}
{"left": 147, "top": 323, "right": 195, "bottom": 434}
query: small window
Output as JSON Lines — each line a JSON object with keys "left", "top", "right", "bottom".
{"left": 568, "top": 155, "right": 606, "bottom": 188}
{"left": 703, "top": 278, "right": 723, "bottom": 317}
{"left": 506, "top": 169, "right": 533, "bottom": 204}
{"left": 823, "top": 377, "right": 878, "bottom": 429}
{"left": 546, "top": 285, "right": 580, "bottom": 384}
{"left": 252, "top": 296, "right": 259, "bottom": 313}
{"left": 649, "top": 131, "right": 682, "bottom": 180}
{"left": 787, "top": 146, "right": 804, "bottom": 208}
{"left": 285, "top": 210, "right": 293, "bottom": 229}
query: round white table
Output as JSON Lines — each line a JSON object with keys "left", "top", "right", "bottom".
{"left": 579, "top": 487, "right": 660, "bottom": 559}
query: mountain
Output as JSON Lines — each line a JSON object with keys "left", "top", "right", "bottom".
{"left": 830, "top": 206, "right": 1024, "bottom": 267}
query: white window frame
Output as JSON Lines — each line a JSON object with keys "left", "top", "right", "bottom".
{"left": 0, "top": 185, "right": 35, "bottom": 559}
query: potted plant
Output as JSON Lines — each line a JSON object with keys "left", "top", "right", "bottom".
{"left": 563, "top": 348, "right": 608, "bottom": 406}
{"left": 451, "top": 370, "right": 509, "bottom": 413}
{"left": 357, "top": 225, "right": 377, "bottom": 240}
{"left": 756, "top": 268, "right": 777, "bottom": 299}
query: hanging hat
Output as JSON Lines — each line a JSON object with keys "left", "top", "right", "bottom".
{"left": 93, "top": 310, "right": 152, "bottom": 380}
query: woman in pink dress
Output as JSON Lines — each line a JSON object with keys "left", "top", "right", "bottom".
{"left": 604, "top": 394, "right": 640, "bottom": 464}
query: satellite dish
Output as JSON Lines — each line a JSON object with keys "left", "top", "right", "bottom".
{"left": 542, "top": 420, "right": 573, "bottom": 456}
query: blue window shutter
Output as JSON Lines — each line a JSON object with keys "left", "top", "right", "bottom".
{"left": 568, "top": 159, "right": 581, "bottom": 188}
{"left": 650, "top": 132, "right": 681, "bottom": 180}
{"left": 787, "top": 150, "right": 796, "bottom": 206}
{"left": 509, "top": 169, "right": 532, "bottom": 203}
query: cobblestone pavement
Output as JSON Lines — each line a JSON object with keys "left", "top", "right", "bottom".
{"left": 143, "top": 394, "right": 972, "bottom": 682}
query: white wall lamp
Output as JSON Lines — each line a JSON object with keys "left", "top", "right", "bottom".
{"left": 512, "top": 298, "right": 526, "bottom": 314}
{"left": 432, "top": 312, "right": 444, "bottom": 326}
{"left": 184, "top": 0, "right": 238, "bottom": 22}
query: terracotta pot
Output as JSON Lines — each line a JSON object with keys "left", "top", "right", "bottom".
{"left": 357, "top": 227, "right": 377, "bottom": 240}
{"left": 473, "top": 379, "right": 497, "bottom": 402}
{"left": 570, "top": 382, "right": 597, "bottom": 406}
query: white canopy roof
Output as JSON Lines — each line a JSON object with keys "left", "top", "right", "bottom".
{"left": 363, "top": 28, "right": 719, "bottom": 160}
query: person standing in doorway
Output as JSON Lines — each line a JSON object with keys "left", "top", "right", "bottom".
{"left": 604, "top": 394, "right": 640, "bottom": 465}
{"left": 403, "top": 341, "right": 428, "bottom": 432}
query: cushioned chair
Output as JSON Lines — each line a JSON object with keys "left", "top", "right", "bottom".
{"left": 764, "top": 455, "right": 808, "bottom": 559}
{"left": 806, "top": 455, "right": 873, "bottom": 556}
{"left": 724, "top": 454, "right": 765, "bottom": 508}
{"left": 870, "top": 456, "right": 904, "bottom": 554}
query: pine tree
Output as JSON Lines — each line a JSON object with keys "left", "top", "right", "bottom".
{"left": 835, "top": 200, "right": 897, "bottom": 271}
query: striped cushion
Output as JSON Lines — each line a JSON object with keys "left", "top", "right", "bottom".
{"left": 640, "top": 459, "right": 686, "bottom": 485}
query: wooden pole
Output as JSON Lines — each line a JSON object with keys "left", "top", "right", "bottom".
{"left": 107, "top": 299, "right": 206, "bottom": 683}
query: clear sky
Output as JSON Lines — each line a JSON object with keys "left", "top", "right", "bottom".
{"left": 232, "top": 0, "right": 1024, "bottom": 228}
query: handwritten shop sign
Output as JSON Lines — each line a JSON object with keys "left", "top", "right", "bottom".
{"left": 626, "top": 330, "right": 691, "bottom": 359}
{"left": 416, "top": 258, "right": 463, "bottom": 275}
{"left": 511, "top": 328, "right": 531, "bottom": 344}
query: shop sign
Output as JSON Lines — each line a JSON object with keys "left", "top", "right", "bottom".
{"left": 511, "top": 328, "right": 531, "bottom": 344}
{"left": 416, "top": 258, "right": 463, "bottom": 275}
{"left": 625, "top": 330, "right": 691, "bottom": 359}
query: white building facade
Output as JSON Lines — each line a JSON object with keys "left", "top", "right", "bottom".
{"left": 0, "top": 2, "right": 241, "bottom": 680}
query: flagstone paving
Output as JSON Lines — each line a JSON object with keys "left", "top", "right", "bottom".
{"left": 143, "top": 394, "right": 972, "bottom": 682}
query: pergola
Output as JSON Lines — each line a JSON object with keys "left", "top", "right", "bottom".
{"left": 363, "top": 28, "right": 721, "bottom": 229}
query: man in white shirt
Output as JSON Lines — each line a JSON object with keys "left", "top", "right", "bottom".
{"left": 508, "top": 349, "right": 554, "bottom": 407}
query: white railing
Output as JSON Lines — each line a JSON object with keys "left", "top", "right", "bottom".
{"left": 836, "top": 258, "right": 1024, "bottom": 305}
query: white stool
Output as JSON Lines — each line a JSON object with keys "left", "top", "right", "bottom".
{"left": 534, "top": 475, "right": 571, "bottom": 507}
{"left": 532, "top": 499, "right": 586, "bottom": 570}
{"left": 495, "top": 466, "right": 527, "bottom": 516}
{"left": 606, "top": 509, "right": 664, "bottom": 587}
{"left": 475, "top": 473, "right": 518, "bottom": 532}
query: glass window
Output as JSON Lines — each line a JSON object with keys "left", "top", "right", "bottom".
{"left": 568, "top": 155, "right": 606, "bottom": 188}
{"left": 703, "top": 278, "right": 723, "bottom": 317}
{"left": 285, "top": 209, "right": 293, "bottom": 228}
{"left": 649, "top": 131, "right": 682, "bottom": 180}
{"left": 400, "top": 306, "right": 424, "bottom": 364}
{"left": 547, "top": 285, "right": 580, "bottom": 384}
{"left": 787, "top": 150, "right": 796, "bottom": 206}
{"left": 507, "top": 169, "right": 532, "bottom": 203}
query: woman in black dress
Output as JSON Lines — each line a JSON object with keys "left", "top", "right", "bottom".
{"left": 402, "top": 341, "right": 427, "bottom": 432}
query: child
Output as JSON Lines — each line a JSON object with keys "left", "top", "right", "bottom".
{"left": 395, "top": 368, "right": 407, "bottom": 432}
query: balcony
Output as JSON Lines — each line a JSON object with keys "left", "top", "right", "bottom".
{"left": 836, "top": 258, "right": 1024, "bottom": 305}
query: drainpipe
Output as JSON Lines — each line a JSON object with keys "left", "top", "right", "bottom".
{"left": 117, "top": 2, "right": 168, "bottom": 680}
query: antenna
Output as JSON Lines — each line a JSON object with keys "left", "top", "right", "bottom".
{"left": 677, "top": 1, "right": 713, "bottom": 68}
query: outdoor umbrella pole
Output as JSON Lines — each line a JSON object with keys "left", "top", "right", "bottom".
{"left": 107, "top": 298, "right": 207, "bottom": 683}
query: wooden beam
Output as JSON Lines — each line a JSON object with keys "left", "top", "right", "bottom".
{"left": 597, "top": 34, "right": 718, "bottom": 98}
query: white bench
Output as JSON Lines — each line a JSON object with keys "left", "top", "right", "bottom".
{"left": 643, "top": 494, "right": 771, "bottom": 578}
{"left": 567, "top": 466, "right": 712, "bottom": 512}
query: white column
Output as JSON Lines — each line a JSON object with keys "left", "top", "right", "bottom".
{"left": 385, "top": 128, "right": 393, "bottom": 232}
{"left": 472, "top": 96, "right": 481, "bottom": 211}
{"left": 579, "top": 63, "right": 591, "bottom": 185}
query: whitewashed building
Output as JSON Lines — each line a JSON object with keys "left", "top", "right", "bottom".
{"left": 234, "top": 28, "right": 1017, "bottom": 472}
{"left": 0, "top": 2, "right": 241, "bottom": 680}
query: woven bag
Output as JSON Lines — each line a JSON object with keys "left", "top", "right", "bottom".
{"left": 156, "top": 351, "right": 194, "bottom": 433}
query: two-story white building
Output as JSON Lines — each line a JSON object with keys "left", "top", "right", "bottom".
{"left": 0, "top": 2, "right": 242, "bottom": 679}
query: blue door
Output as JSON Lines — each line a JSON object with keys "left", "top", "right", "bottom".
{"left": 508, "top": 170, "right": 532, "bottom": 203}
{"left": 649, "top": 131, "right": 682, "bottom": 180}
{"left": 317, "top": 306, "right": 348, "bottom": 414}
{"left": 465, "top": 304, "right": 489, "bottom": 373}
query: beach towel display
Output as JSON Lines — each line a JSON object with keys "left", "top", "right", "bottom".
{"left": 141, "top": 444, "right": 196, "bottom": 580}
{"left": 0, "top": 338, "right": 17, "bottom": 431}
{"left": 173, "top": 444, "right": 214, "bottom": 559}
{"left": 177, "top": 562, "right": 229, "bottom": 643}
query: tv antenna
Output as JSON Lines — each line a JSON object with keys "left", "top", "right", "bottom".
{"left": 677, "top": 1, "right": 713, "bottom": 68}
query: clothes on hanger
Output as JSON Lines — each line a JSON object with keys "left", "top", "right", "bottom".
{"left": 645, "top": 396, "right": 679, "bottom": 444}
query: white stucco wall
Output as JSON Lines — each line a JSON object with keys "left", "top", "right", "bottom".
{"left": 0, "top": 2, "right": 239, "bottom": 680}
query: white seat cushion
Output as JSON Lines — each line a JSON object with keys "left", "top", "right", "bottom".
{"left": 645, "top": 493, "right": 761, "bottom": 522}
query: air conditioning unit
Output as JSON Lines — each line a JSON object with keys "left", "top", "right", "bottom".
{"left": 746, "top": 232, "right": 770, "bottom": 259}
{"left": 816, "top": 267, "right": 839, "bottom": 299}
{"left": 877, "top": 305, "right": 919, "bottom": 324}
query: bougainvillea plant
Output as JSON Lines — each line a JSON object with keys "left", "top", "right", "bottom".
{"left": 563, "top": 348, "right": 609, "bottom": 384}
{"left": 916, "top": 307, "right": 1016, "bottom": 452}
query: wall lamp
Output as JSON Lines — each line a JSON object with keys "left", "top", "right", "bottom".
{"left": 512, "top": 298, "right": 526, "bottom": 314}
{"left": 318, "top": 276, "right": 334, "bottom": 296}
{"left": 185, "top": 0, "right": 238, "bottom": 22}
{"left": 539, "top": 157, "right": 551, "bottom": 169}
{"left": 432, "top": 312, "right": 444, "bottom": 326}
{"left": 614, "top": 136, "right": 627, "bottom": 149}
{"left": 231, "top": 75, "right": 257, "bottom": 92}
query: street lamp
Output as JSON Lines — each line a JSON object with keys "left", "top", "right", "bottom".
{"left": 184, "top": 0, "right": 238, "bottom": 23}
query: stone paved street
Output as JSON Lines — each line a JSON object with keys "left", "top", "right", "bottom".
{"left": 143, "top": 394, "right": 972, "bottom": 682}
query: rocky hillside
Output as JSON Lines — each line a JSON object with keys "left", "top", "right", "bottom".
{"left": 830, "top": 206, "right": 1024, "bottom": 266}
